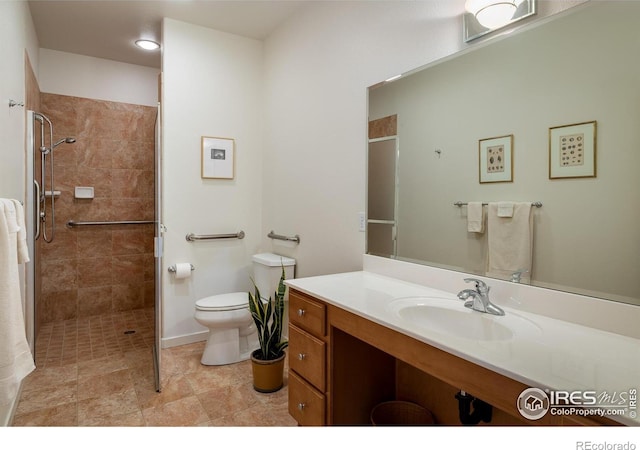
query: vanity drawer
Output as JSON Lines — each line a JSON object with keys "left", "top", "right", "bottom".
{"left": 289, "top": 290, "right": 326, "bottom": 336}
{"left": 288, "top": 370, "right": 326, "bottom": 426}
{"left": 289, "top": 324, "right": 326, "bottom": 391}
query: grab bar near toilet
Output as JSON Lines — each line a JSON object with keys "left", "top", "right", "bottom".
{"left": 267, "top": 230, "right": 300, "bottom": 244}
{"left": 185, "top": 231, "right": 245, "bottom": 242}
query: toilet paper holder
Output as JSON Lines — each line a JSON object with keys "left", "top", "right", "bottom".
{"left": 168, "top": 264, "right": 195, "bottom": 273}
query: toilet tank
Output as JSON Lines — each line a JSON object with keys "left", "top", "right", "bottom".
{"left": 252, "top": 253, "right": 296, "bottom": 300}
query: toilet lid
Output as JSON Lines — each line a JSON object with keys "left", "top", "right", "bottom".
{"left": 195, "top": 292, "right": 249, "bottom": 311}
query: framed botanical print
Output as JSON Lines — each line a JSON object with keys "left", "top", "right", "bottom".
{"left": 479, "top": 134, "right": 513, "bottom": 183}
{"left": 549, "top": 121, "right": 596, "bottom": 179}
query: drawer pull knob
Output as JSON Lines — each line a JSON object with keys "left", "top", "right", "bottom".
{"left": 297, "top": 308, "right": 305, "bottom": 317}
{"left": 298, "top": 353, "right": 306, "bottom": 361}
{"left": 298, "top": 403, "right": 306, "bottom": 411}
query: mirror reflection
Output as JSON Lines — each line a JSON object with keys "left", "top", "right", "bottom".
{"left": 367, "top": 1, "right": 640, "bottom": 306}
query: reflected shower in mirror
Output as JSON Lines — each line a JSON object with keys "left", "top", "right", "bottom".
{"left": 367, "top": 1, "right": 640, "bottom": 307}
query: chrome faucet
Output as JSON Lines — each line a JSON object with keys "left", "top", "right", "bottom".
{"left": 510, "top": 269, "right": 529, "bottom": 283}
{"left": 457, "top": 278, "right": 505, "bottom": 316}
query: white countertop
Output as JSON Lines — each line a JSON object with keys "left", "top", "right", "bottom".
{"left": 286, "top": 271, "right": 640, "bottom": 426}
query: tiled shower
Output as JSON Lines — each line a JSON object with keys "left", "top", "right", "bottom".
{"left": 35, "top": 93, "right": 156, "bottom": 335}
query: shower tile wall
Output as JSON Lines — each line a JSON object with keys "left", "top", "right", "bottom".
{"left": 38, "top": 93, "right": 156, "bottom": 323}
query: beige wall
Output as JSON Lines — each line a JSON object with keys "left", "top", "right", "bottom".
{"left": 0, "top": 1, "right": 39, "bottom": 200}
{"left": 162, "top": 18, "right": 264, "bottom": 343}
{"left": 262, "top": 1, "right": 464, "bottom": 278}
{"left": 38, "top": 49, "right": 159, "bottom": 107}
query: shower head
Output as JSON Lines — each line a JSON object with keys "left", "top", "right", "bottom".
{"left": 51, "top": 137, "right": 76, "bottom": 149}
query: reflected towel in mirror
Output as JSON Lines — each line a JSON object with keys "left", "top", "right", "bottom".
{"left": 486, "top": 202, "right": 533, "bottom": 282}
{"left": 497, "top": 202, "right": 514, "bottom": 218}
{"left": 467, "top": 202, "right": 485, "bottom": 233}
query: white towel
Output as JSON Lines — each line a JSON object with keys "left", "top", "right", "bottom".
{"left": 11, "top": 200, "right": 30, "bottom": 264}
{"left": 2, "top": 200, "right": 18, "bottom": 233}
{"left": 467, "top": 202, "right": 485, "bottom": 233}
{"left": 497, "top": 201, "right": 514, "bottom": 218}
{"left": 0, "top": 199, "right": 35, "bottom": 406}
{"left": 486, "top": 202, "right": 533, "bottom": 282}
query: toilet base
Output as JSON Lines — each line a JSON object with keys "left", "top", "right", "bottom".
{"left": 201, "top": 328, "right": 259, "bottom": 366}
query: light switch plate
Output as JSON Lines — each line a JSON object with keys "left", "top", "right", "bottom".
{"left": 358, "top": 212, "right": 366, "bottom": 232}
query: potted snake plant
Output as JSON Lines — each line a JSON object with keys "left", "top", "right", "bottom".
{"left": 248, "top": 264, "right": 288, "bottom": 393}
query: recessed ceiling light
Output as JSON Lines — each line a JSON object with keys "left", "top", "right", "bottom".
{"left": 135, "top": 39, "right": 160, "bottom": 51}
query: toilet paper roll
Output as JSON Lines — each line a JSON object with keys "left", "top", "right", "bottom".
{"left": 174, "top": 263, "right": 193, "bottom": 279}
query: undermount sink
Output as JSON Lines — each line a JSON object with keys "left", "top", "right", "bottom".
{"left": 388, "top": 296, "right": 541, "bottom": 341}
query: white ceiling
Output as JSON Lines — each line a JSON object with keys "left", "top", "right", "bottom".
{"left": 28, "top": 0, "right": 309, "bottom": 68}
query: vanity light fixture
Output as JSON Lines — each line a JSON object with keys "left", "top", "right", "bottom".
{"left": 463, "top": 0, "right": 536, "bottom": 42}
{"left": 135, "top": 39, "right": 160, "bottom": 51}
{"left": 465, "top": 0, "right": 524, "bottom": 29}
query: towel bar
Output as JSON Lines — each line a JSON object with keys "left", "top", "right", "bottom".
{"left": 454, "top": 201, "right": 542, "bottom": 208}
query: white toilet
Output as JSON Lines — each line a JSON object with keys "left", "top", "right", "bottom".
{"left": 194, "top": 253, "right": 296, "bottom": 365}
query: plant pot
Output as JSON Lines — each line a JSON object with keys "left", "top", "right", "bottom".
{"left": 251, "top": 349, "right": 286, "bottom": 393}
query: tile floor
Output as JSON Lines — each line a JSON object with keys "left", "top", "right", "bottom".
{"left": 11, "top": 308, "right": 297, "bottom": 427}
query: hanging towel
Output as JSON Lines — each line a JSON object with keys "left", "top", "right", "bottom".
{"left": 0, "top": 199, "right": 35, "bottom": 406}
{"left": 467, "top": 202, "right": 485, "bottom": 233}
{"left": 11, "top": 200, "right": 30, "bottom": 264}
{"left": 486, "top": 202, "right": 533, "bottom": 282}
{"left": 497, "top": 201, "right": 514, "bottom": 218}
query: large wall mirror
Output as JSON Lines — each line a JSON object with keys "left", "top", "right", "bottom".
{"left": 367, "top": 1, "right": 640, "bottom": 307}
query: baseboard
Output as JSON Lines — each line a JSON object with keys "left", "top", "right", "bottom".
{"left": 161, "top": 330, "right": 208, "bottom": 349}
{"left": 161, "top": 329, "right": 290, "bottom": 349}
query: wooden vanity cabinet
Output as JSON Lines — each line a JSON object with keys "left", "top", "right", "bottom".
{"left": 287, "top": 288, "right": 619, "bottom": 427}
{"left": 288, "top": 290, "right": 327, "bottom": 425}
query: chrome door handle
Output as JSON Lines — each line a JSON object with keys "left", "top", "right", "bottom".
{"left": 297, "top": 308, "right": 305, "bottom": 317}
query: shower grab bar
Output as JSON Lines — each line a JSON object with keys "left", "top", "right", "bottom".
{"left": 454, "top": 201, "right": 543, "bottom": 208}
{"left": 34, "top": 180, "right": 41, "bottom": 240}
{"left": 185, "top": 231, "right": 245, "bottom": 242}
{"left": 267, "top": 230, "right": 301, "bottom": 244}
{"left": 67, "top": 220, "right": 155, "bottom": 227}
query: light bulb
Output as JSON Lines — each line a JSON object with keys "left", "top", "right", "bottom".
{"left": 465, "top": 0, "right": 524, "bottom": 29}
{"left": 135, "top": 39, "right": 160, "bottom": 51}
{"left": 476, "top": 3, "right": 516, "bottom": 28}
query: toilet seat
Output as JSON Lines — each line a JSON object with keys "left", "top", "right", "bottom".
{"left": 195, "top": 292, "right": 249, "bottom": 312}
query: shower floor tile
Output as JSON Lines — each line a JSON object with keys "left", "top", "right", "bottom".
{"left": 12, "top": 308, "right": 296, "bottom": 427}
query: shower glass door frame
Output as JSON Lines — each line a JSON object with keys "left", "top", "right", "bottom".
{"left": 154, "top": 102, "right": 163, "bottom": 392}
{"left": 25, "top": 111, "right": 37, "bottom": 353}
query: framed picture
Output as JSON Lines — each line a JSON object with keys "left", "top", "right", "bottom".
{"left": 201, "top": 136, "right": 235, "bottom": 179}
{"left": 478, "top": 134, "right": 513, "bottom": 183}
{"left": 549, "top": 121, "right": 596, "bottom": 179}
